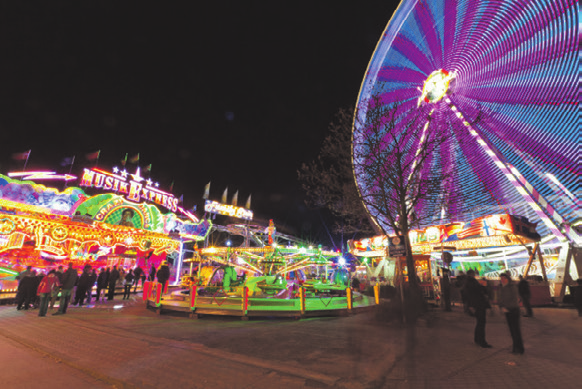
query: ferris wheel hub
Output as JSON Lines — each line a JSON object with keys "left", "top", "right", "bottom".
{"left": 418, "top": 69, "right": 455, "bottom": 106}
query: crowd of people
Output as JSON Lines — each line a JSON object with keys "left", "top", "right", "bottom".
{"left": 15, "top": 261, "right": 172, "bottom": 317}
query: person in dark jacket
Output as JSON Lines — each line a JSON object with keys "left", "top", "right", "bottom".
{"left": 50, "top": 265, "right": 64, "bottom": 309}
{"left": 86, "top": 268, "right": 97, "bottom": 304}
{"left": 133, "top": 265, "right": 143, "bottom": 293}
{"left": 574, "top": 278, "right": 582, "bottom": 317}
{"left": 156, "top": 261, "right": 171, "bottom": 294}
{"left": 518, "top": 275, "right": 533, "bottom": 317}
{"left": 149, "top": 264, "right": 156, "bottom": 281}
{"left": 464, "top": 270, "right": 492, "bottom": 348}
{"left": 107, "top": 265, "right": 120, "bottom": 300}
{"left": 16, "top": 271, "right": 38, "bottom": 310}
{"left": 53, "top": 263, "right": 78, "bottom": 315}
{"left": 73, "top": 265, "right": 92, "bottom": 306}
{"left": 96, "top": 268, "right": 108, "bottom": 302}
{"left": 123, "top": 269, "right": 135, "bottom": 300}
{"left": 499, "top": 273, "right": 524, "bottom": 354}
{"left": 441, "top": 268, "right": 452, "bottom": 312}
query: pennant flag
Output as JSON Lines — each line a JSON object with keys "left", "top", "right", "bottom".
{"left": 221, "top": 187, "right": 228, "bottom": 204}
{"left": 121, "top": 153, "right": 128, "bottom": 166}
{"left": 179, "top": 194, "right": 184, "bottom": 203}
{"left": 232, "top": 190, "right": 238, "bottom": 206}
{"left": 144, "top": 164, "right": 152, "bottom": 172}
{"left": 86, "top": 150, "right": 100, "bottom": 160}
{"left": 169, "top": 180, "right": 175, "bottom": 192}
{"left": 191, "top": 205, "right": 197, "bottom": 212}
{"left": 203, "top": 182, "right": 210, "bottom": 200}
{"left": 245, "top": 194, "right": 252, "bottom": 210}
{"left": 12, "top": 150, "right": 31, "bottom": 160}
{"left": 129, "top": 153, "right": 140, "bottom": 164}
{"left": 60, "top": 156, "right": 75, "bottom": 166}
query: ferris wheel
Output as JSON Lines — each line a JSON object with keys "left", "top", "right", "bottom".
{"left": 352, "top": 0, "right": 579, "bottom": 244}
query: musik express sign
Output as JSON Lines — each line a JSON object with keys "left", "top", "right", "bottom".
{"left": 204, "top": 200, "right": 253, "bottom": 220}
{"left": 80, "top": 167, "right": 179, "bottom": 212}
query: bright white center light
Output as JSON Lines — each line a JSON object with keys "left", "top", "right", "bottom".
{"left": 338, "top": 256, "right": 346, "bottom": 266}
{"left": 418, "top": 69, "right": 454, "bottom": 106}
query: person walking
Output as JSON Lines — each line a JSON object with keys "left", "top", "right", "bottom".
{"left": 53, "top": 263, "right": 78, "bottom": 315}
{"left": 455, "top": 271, "right": 471, "bottom": 315}
{"left": 37, "top": 270, "right": 60, "bottom": 317}
{"left": 16, "top": 271, "right": 37, "bottom": 310}
{"left": 498, "top": 273, "right": 525, "bottom": 354}
{"left": 574, "top": 278, "right": 582, "bottom": 317}
{"left": 518, "top": 275, "right": 533, "bottom": 317}
{"left": 441, "top": 268, "right": 452, "bottom": 312}
{"left": 123, "top": 269, "right": 135, "bottom": 300}
{"left": 149, "top": 264, "right": 156, "bottom": 281}
{"left": 107, "top": 265, "right": 120, "bottom": 300}
{"left": 49, "top": 265, "right": 64, "bottom": 309}
{"left": 86, "top": 268, "right": 98, "bottom": 304}
{"left": 156, "top": 261, "right": 171, "bottom": 295}
{"left": 73, "top": 265, "right": 91, "bottom": 306}
{"left": 133, "top": 265, "right": 143, "bottom": 293}
{"left": 464, "top": 269, "right": 492, "bottom": 348}
{"left": 96, "top": 268, "right": 108, "bottom": 302}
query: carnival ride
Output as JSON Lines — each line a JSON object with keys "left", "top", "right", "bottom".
{"left": 351, "top": 0, "right": 579, "bottom": 298}
{"left": 0, "top": 171, "right": 211, "bottom": 286}
{"left": 147, "top": 225, "right": 374, "bottom": 317}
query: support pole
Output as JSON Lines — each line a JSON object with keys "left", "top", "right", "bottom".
{"left": 346, "top": 287, "right": 353, "bottom": 311}
{"left": 242, "top": 286, "right": 249, "bottom": 315}
{"left": 300, "top": 286, "right": 306, "bottom": 315}
{"left": 523, "top": 243, "right": 538, "bottom": 277}
{"left": 536, "top": 244, "right": 548, "bottom": 282}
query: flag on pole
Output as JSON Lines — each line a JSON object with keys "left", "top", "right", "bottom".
{"left": 12, "top": 150, "right": 31, "bottom": 160}
{"left": 169, "top": 180, "right": 175, "bottom": 192}
{"left": 221, "top": 187, "right": 228, "bottom": 204}
{"left": 86, "top": 150, "right": 100, "bottom": 160}
{"left": 129, "top": 153, "right": 140, "bottom": 164}
{"left": 232, "top": 190, "right": 238, "bottom": 206}
{"left": 121, "top": 153, "right": 128, "bottom": 166}
{"left": 179, "top": 194, "right": 184, "bottom": 204}
{"left": 203, "top": 182, "right": 210, "bottom": 200}
{"left": 144, "top": 164, "right": 152, "bottom": 172}
{"left": 245, "top": 194, "right": 252, "bottom": 210}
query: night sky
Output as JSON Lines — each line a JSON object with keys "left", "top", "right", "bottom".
{"left": 0, "top": 1, "right": 398, "bottom": 245}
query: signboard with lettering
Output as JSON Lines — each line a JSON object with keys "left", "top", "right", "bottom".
{"left": 80, "top": 167, "right": 178, "bottom": 213}
{"left": 388, "top": 235, "right": 407, "bottom": 258}
{"left": 204, "top": 200, "right": 253, "bottom": 220}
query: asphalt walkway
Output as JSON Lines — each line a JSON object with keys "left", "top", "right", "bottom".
{"left": 0, "top": 296, "right": 580, "bottom": 388}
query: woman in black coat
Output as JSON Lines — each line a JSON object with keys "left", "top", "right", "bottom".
{"left": 73, "top": 266, "right": 92, "bottom": 306}
{"left": 96, "top": 268, "right": 109, "bottom": 302}
{"left": 123, "top": 269, "right": 135, "bottom": 300}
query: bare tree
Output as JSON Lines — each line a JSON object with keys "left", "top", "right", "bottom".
{"left": 352, "top": 96, "right": 467, "bottom": 289}
{"left": 298, "top": 108, "right": 374, "bottom": 237}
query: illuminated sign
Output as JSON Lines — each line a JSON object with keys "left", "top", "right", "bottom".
{"left": 204, "top": 200, "right": 253, "bottom": 220}
{"left": 80, "top": 167, "right": 179, "bottom": 212}
{"left": 8, "top": 171, "right": 77, "bottom": 181}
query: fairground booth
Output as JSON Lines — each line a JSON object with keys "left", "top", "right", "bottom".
{"left": 349, "top": 214, "right": 580, "bottom": 305}
{"left": 0, "top": 166, "right": 211, "bottom": 293}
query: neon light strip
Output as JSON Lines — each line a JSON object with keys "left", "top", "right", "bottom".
{"left": 445, "top": 97, "right": 566, "bottom": 241}
{"left": 8, "top": 171, "right": 77, "bottom": 181}
{"left": 508, "top": 166, "right": 580, "bottom": 245}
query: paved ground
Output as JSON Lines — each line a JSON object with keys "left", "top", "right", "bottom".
{"left": 0, "top": 295, "right": 580, "bottom": 389}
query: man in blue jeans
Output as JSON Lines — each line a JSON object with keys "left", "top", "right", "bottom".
{"left": 53, "top": 262, "right": 78, "bottom": 315}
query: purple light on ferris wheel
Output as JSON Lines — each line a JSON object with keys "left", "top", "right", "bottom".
{"left": 353, "top": 0, "right": 579, "bottom": 240}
